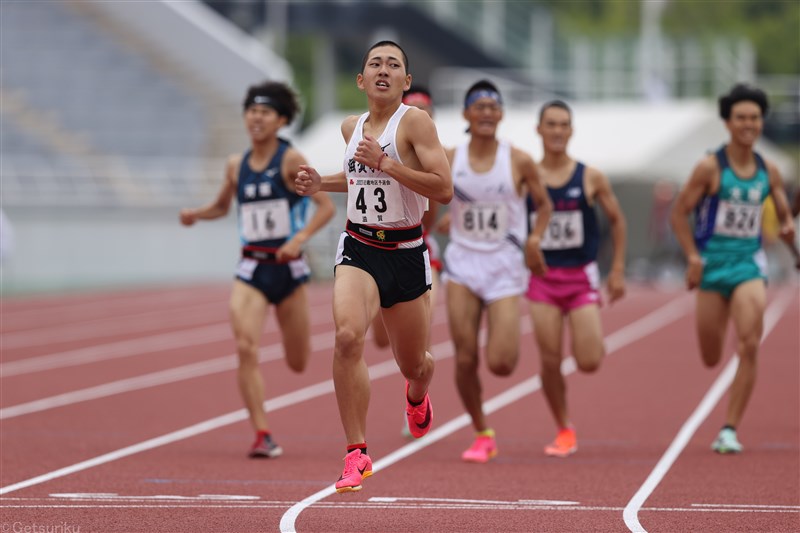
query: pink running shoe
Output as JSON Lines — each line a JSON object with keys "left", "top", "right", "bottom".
{"left": 405, "top": 381, "right": 433, "bottom": 438}
{"left": 335, "top": 449, "right": 373, "bottom": 493}
{"left": 461, "top": 430, "right": 497, "bottom": 463}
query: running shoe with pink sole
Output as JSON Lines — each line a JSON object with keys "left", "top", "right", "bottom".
{"left": 461, "top": 431, "right": 498, "bottom": 463}
{"left": 335, "top": 449, "right": 373, "bottom": 493}
{"left": 405, "top": 381, "right": 433, "bottom": 439}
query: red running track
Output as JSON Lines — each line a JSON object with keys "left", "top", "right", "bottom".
{"left": 1, "top": 281, "right": 798, "bottom": 532}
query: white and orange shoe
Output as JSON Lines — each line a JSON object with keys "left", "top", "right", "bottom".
{"left": 544, "top": 427, "right": 577, "bottom": 458}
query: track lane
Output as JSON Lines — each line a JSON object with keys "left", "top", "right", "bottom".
{"left": 2, "top": 283, "right": 797, "bottom": 533}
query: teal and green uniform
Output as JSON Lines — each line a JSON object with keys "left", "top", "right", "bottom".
{"left": 693, "top": 146, "right": 769, "bottom": 298}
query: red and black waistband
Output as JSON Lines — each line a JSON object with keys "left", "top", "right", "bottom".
{"left": 346, "top": 221, "right": 423, "bottom": 249}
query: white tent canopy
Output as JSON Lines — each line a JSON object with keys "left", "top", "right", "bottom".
{"left": 293, "top": 100, "right": 795, "bottom": 184}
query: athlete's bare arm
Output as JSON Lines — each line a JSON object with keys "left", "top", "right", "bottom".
{"left": 791, "top": 188, "right": 800, "bottom": 219}
{"left": 277, "top": 148, "right": 336, "bottom": 261}
{"left": 357, "top": 107, "right": 452, "bottom": 204}
{"left": 295, "top": 117, "right": 361, "bottom": 196}
{"left": 765, "top": 160, "right": 798, "bottom": 267}
{"left": 670, "top": 155, "right": 717, "bottom": 289}
{"left": 587, "top": 166, "right": 626, "bottom": 302}
{"left": 513, "top": 148, "right": 551, "bottom": 276}
{"left": 765, "top": 161, "right": 795, "bottom": 244}
{"left": 179, "top": 154, "right": 238, "bottom": 225}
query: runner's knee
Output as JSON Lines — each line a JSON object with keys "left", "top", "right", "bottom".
{"left": 334, "top": 325, "right": 365, "bottom": 362}
{"left": 576, "top": 357, "right": 601, "bottom": 373}
{"left": 488, "top": 354, "right": 517, "bottom": 376}
{"left": 286, "top": 355, "right": 307, "bottom": 373}
{"left": 398, "top": 357, "right": 426, "bottom": 380}
{"left": 737, "top": 331, "right": 761, "bottom": 359}
{"left": 236, "top": 337, "right": 260, "bottom": 367}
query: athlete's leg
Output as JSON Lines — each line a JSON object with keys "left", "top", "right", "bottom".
{"left": 370, "top": 313, "right": 391, "bottom": 349}
{"left": 567, "top": 303, "right": 604, "bottom": 373}
{"left": 695, "top": 290, "right": 731, "bottom": 367}
{"left": 725, "top": 279, "right": 766, "bottom": 428}
{"left": 530, "top": 302, "right": 567, "bottom": 428}
{"left": 426, "top": 269, "right": 441, "bottom": 350}
{"left": 444, "top": 281, "right": 485, "bottom": 431}
{"left": 382, "top": 290, "right": 434, "bottom": 401}
{"left": 229, "top": 280, "right": 270, "bottom": 431}
{"left": 332, "top": 266, "right": 380, "bottom": 446}
{"left": 274, "top": 284, "right": 311, "bottom": 373}
{"left": 484, "top": 295, "right": 522, "bottom": 376}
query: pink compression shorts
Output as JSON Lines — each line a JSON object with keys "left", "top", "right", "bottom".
{"left": 525, "top": 262, "right": 602, "bottom": 313}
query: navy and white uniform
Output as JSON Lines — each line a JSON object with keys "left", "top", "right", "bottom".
{"left": 443, "top": 140, "right": 529, "bottom": 303}
{"left": 526, "top": 162, "right": 602, "bottom": 312}
{"left": 335, "top": 104, "right": 432, "bottom": 308}
{"left": 235, "top": 140, "right": 311, "bottom": 304}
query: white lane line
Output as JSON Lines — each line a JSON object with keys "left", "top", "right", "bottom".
{"left": 1, "top": 302, "right": 225, "bottom": 350}
{"left": 2, "top": 300, "right": 336, "bottom": 351}
{"left": 0, "top": 294, "right": 689, "bottom": 501}
{"left": 1, "top": 323, "right": 233, "bottom": 378}
{"left": 1, "top": 503, "right": 798, "bottom": 514}
{"left": 691, "top": 503, "right": 800, "bottom": 509}
{"left": 279, "top": 295, "right": 693, "bottom": 533}
{"left": 1, "top": 301, "right": 340, "bottom": 378}
{"left": 1, "top": 308, "right": 449, "bottom": 417}
{"left": 0, "top": 288, "right": 226, "bottom": 330}
{"left": 369, "top": 497, "right": 580, "bottom": 506}
{"left": 1, "top": 349, "right": 275, "bottom": 420}
{"left": 0, "top": 335, "right": 449, "bottom": 497}
{"left": 622, "top": 291, "right": 796, "bottom": 533}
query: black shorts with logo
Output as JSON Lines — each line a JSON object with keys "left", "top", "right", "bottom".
{"left": 334, "top": 232, "right": 431, "bottom": 308}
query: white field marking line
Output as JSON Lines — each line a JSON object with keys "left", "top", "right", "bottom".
{"left": 369, "top": 497, "right": 580, "bottom": 506}
{"left": 1, "top": 503, "right": 798, "bottom": 513}
{"left": 1, "top": 296, "right": 430, "bottom": 378}
{"left": 691, "top": 503, "right": 800, "bottom": 509}
{"left": 279, "top": 295, "right": 693, "bottom": 533}
{"left": 0, "top": 334, "right": 452, "bottom": 497}
{"left": 0, "top": 294, "right": 685, "bottom": 499}
{"left": 622, "top": 290, "right": 796, "bottom": 533}
{"left": 2, "top": 299, "right": 336, "bottom": 350}
{"left": 2, "top": 306, "right": 450, "bottom": 418}
{"left": 0, "top": 288, "right": 225, "bottom": 329}
{"left": 0, "top": 323, "right": 233, "bottom": 378}
{"left": 0, "top": 347, "right": 283, "bottom": 420}
{"left": 1, "top": 301, "right": 339, "bottom": 378}
{"left": 1, "top": 302, "right": 225, "bottom": 350}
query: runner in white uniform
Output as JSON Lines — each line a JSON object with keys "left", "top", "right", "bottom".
{"left": 294, "top": 41, "right": 452, "bottom": 493}
{"left": 441, "top": 79, "right": 552, "bottom": 463}
{"left": 445, "top": 138, "right": 529, "bottom": 300}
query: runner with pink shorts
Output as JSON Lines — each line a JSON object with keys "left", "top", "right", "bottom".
{"left": 526, "top": 100, "right": 627, "bottom": 458}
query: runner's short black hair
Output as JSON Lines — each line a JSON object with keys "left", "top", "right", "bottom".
{"left": 538, "top": 99, "right": 572, "bottom": 124}
{"left": 718, "top": 83, "right": 769, "bottom": 120}
{"left": 361, "top": 40, "right": 409, "bottom": 74}
{"left": 242, "top": 81, "right": 300, "bottom": 123}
